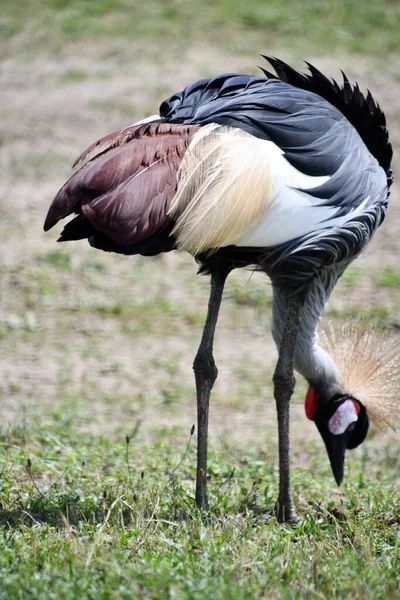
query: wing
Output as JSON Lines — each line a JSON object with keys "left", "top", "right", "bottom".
{"left": 71, "top": 114, "right": 161, "bottom": 169}
{"left": 160, "top": 66, "right": 389, "bottom": 250}
{"left": 161, "top": 58, "right": 392, "bottom": 188}
{"left": 44, "top": 122, "right": 199, "bottom": 249}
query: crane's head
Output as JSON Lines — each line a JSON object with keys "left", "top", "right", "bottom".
{"left": 305, "top": 388, "right": 369, "bottom": 485}
{"left": 304, "top": 321, "right": 399, "bottom": 486}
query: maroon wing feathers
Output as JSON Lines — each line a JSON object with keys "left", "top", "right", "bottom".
{"left": 44, "top": 123, "right": 199, "bottom": 247}
{"left": 81, "top": 146, "right": 180, "bottom": 246}
{"left": 72, "top": 122, "right": 147, "bottom": 169}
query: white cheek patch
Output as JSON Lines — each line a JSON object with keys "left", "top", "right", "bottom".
{"left": 328, "top": 400, "right": 358, "bottom": 435}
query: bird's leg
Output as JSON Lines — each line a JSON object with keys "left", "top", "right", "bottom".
{"left": 193, "top": 267, "right": 231, "bottom": 511}
{"left": 273, "top": 292, "right": 305, "bottom": 523}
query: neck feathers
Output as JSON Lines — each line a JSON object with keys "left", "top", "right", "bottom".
{"left": 272, "top": 267, "right": 346, "bottom": 396}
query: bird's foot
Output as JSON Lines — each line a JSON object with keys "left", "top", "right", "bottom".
{"left": 273, "top": 500, "right": 298, "bottom": 524}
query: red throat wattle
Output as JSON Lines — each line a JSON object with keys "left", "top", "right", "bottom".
{"left": 305, "top": 387, "right": 318, "bottom": 420}
{"left": 305, "top": 388, "right": 361, "bottom": 421}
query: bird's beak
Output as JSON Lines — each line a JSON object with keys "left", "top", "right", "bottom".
{"left": 318, "top": 427, "right": 351, "bottom": 486}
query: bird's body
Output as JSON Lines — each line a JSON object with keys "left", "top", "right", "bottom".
{"left": 44, "top": 58, "right": 394, "bottom": 521}
{"left": 46, "top": 68, "right": 390, "bottom": 279}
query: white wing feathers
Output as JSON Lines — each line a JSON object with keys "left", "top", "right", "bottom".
{"left": 169, "top": 124, "right": 273, "bottom": 255}
{"left": 169, "top": 124, "right": 338, "bottom": 255}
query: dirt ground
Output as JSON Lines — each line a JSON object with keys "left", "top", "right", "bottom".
{"left": 1, "top": 44, "right": 399, "bottom": 458}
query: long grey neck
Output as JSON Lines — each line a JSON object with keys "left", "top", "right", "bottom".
{"left": 271, "top": 268, "right": 345, "bottom": 398}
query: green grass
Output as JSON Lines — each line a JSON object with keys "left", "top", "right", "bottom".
{"left": 38, "top": 250, "right": 108, "bottom": 274}
{"left": 0, "top": 408, "right": 399, "bottom": 599}
{"left": 226, "top": 278, "right": 272, "bottom": 309}
{"left": 376, "top": 267, "right": 400, "bottom": 289}
{"left": 341, "top": 266, "right": 365, "bottom": 290}
{"left": 2, "top": 0, "right": 400, "bottom": 56}
{"left": 59, "top": 69, "right": 89, "bottom": 83}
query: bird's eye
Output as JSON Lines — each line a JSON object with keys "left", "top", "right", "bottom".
{"left": 347, "top": 423, "right": 356, "bottom": 432}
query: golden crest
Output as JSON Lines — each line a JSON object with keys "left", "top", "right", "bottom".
{"left": 321, "top": 320, "right": 400, "bottom": 428}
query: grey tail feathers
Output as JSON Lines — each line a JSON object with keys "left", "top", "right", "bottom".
{"left": 261, "top": 56, "right": 393, "bottom": 191}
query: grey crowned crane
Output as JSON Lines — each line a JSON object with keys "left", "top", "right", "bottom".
{"left": 44, "top": 57, "right": 394, "bottom": 522}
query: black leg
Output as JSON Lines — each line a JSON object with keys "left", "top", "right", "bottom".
{"left": 193, "top": 267, "right": 231, "bottom": 510}
{"left": 273, "top": 292, "right": 305, "bottom": 523}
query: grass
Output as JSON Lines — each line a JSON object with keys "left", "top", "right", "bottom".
{"left": 226, "top": 277, "right": 272, "bottom": 310}
{"left": 0, "top": 408, "right": 399, "bottom": 600}
{"left": 2, "top": 0, "right": 400, "bottom": 57}
{"left": 376, "top": 267, "right": 400, "bottom": 289}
